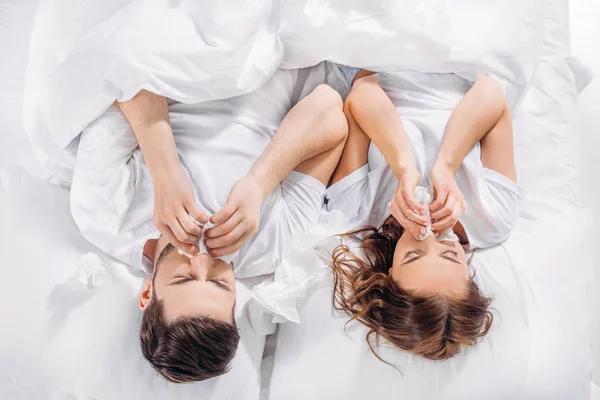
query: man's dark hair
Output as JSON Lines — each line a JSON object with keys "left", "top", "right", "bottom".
{"left": 140, "top": 243, "right": 240, "bottom": 383}
{"left": 140, "top": 296, "right": 240, "bottom": 383}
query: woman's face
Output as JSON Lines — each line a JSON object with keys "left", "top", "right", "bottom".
{"left": 389, "top": 231, "right": 470, "bottom": 297}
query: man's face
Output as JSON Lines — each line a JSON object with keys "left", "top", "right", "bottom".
{"left": 139, "top": 236, "right": 236, "bottom": 323}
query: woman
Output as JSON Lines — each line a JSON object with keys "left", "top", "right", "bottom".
{"left": 325, "top": 69, "right": 523, "bottom": 361}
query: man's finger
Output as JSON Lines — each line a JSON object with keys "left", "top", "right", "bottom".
{"left": 205, "top": 212, "right": 242, "bottom": 238}
{"left": 210, "top": 203, "right": 238, "bottom": 225}
{"left": 185, "top": 199, "right": 209, "bottom": 225}
{"left": 159, "top": 226, "right": 200, "bottom": 255}
{"left": 429, "top": 190, "right": 448, "bottom": 212}
{"left": 208, "top": 234, "right": 249, "bottom": 257}
{"left": 205, "top": 224, "right": 245, "bottom": 249}
{"left": 169, "top": 218, "right": 198, "bottom": 244}
{"left": 177, "top": 212, "right": 203, "bottom": 236}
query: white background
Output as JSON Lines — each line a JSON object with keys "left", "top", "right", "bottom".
{"left": 570, "top": 0, "right": 600, "bottom": 387}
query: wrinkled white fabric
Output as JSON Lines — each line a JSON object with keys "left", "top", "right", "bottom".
{"left": 69, "top": 64, "right": 349, "bottom": 277}
{"left": 24, "top": 0, "right": 545, "bottom": 184}
{"left": 325, "top": 72, "right": 524, "bottom": 250}
{"left": 251, "top": 210, "right": 352, "bottom": 324}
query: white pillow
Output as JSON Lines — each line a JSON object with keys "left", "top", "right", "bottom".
{"left": 0, "top": 167, "right": 265, "bottom": 400}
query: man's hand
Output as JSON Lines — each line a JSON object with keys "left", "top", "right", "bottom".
{"left": 204, "top": 175, "right": 264, "bottom": 257}
{"left": 152, "top": 166, "right": 208, "bottom": 254}
{"left": 429, "top": 163, "right": 467, "bottom": 235}
{"left": 390, "top": 167, "right": 430, "bottom": 239}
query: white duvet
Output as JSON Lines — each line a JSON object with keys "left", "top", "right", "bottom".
{"left": 24, "top": 0, "right": 545, "bottom": 183}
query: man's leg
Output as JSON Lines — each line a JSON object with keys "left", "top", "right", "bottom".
{"left": 284, "top": 84, "right": 349, "bottom": 186}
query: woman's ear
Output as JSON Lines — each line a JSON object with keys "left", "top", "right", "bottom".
{"left": 139, "top": 278, "right": 153, "bottom": 310}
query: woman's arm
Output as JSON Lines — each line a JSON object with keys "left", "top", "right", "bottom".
{"left": 343, "top": 74, "right": 429, "bottom": 235}
{"left": 345, "top": 75, "right": 416, "bottom": 181}
{"left": 429, "top": 75, "right": 515, "bottom": 233}
{"left": 434, "top": 76, "right": 514, "bottom": 178}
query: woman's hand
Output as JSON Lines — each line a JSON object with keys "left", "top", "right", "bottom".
{"left": 429, "top": 163, "right": 467, "bottom": 235}
{"left": 152, "top": 166, "right": 208, "bottom": 254}
{"left": 390, "top": 167, "right": 430, "bottom": 239}
{"left": 204, "top": 175, "right": 265, "bottom": 257}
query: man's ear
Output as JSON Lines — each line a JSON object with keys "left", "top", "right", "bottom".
{"left": 139, "top": 278, "right": 153, "bottom": 310}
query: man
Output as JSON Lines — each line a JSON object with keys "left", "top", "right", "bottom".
{"left": 69, "top": 63, "right": 349, "bottom": 383}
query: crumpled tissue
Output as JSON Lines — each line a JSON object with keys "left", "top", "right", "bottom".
{"left": 65, "top": 253, "right": 108, "bottom": 291}
{"left": 250, "top": 210, "right": 352, "bottom": 326}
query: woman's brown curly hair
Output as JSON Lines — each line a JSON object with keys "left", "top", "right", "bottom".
{"left": 329, "top": 217, "right": 493, "bottom": 363}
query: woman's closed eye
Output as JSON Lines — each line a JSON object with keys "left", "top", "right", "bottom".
{"left": 404, "top": 250, "right": 422, "bottom": 261}
{"left": 441, "top": 249, "right": 459, "bottom": 258}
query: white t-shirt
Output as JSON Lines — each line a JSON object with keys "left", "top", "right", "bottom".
{"left": 325, "top": 71, "right": 523, "bottom": 250}
{"left": 70, "top": 63, "right": 350, "bottom": 277}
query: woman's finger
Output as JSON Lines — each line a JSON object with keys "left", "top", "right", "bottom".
{"left": 432, "top": 204, "right": 461, "bottom": 233}
{"left": 391, "top": 202, "right": 426, "bottom": 239}
{"left": 205, "top": 212, "right": 243, "bottom": 238}
{"left": 402, "top": 187, "right": 425, "bottom": 214}
{"left": 205, "top": 224, "right": 245, "bottom": 249}
{"left": 395, "top": 195, "right": 430, "bottom": 226}
{"left": 430, "top": 194, "right": 456, "bottom": 221}
{"left": 429, "top": 189, "right": 448, "bottom": 213}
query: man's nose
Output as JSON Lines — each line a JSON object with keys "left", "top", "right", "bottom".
{"left": 190, "top": 252, "right": 213, "bottom": 272}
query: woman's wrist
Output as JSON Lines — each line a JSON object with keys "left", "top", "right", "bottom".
{"left": 389, "top": 157, "right": 416, "bottom": 180}
{"left": 433, "top": 156, "right": 459, "bottom": 175}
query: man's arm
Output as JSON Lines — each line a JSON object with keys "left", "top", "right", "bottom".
{"left": 204, "top": 84, "right": 348, "bottom": 256}
{"left": 116, "top": 90, "right": 207, "bottom": 255}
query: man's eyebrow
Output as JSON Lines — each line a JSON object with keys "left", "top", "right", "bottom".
{"left": 401, "top": 255, "right": 424, "bottom": 266}
{"left": 210, "top": 280, "right": 233, "bottom": 293}
{"left": 440, "top": 255, "right": 462, "bottom": 265}
{"left": 168, "top": 277, "right": 193, "bottom": 286}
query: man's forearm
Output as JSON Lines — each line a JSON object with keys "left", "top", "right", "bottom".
{"left": 246, "top": 86, "right": 346, "bottom": 198}
{"left": 435, "top": 76, "right": 507, "bottom": 174}
{"left": 116, "top": 90, "right": 179, "bottom": 179}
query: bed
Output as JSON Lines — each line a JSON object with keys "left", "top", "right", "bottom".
{"left": 0, "top": 0, "right": 597, "bottom": 399}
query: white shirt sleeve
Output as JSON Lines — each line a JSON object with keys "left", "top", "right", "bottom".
{"left": 461, "top": 168, "right": 524, "bottom": 250}
{"left": 70, "top": 105, "right": 157, "bottom": 270}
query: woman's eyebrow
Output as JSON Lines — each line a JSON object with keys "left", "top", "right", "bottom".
{"left": 401, "top": 254, "right": 424, "bottom": 266}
